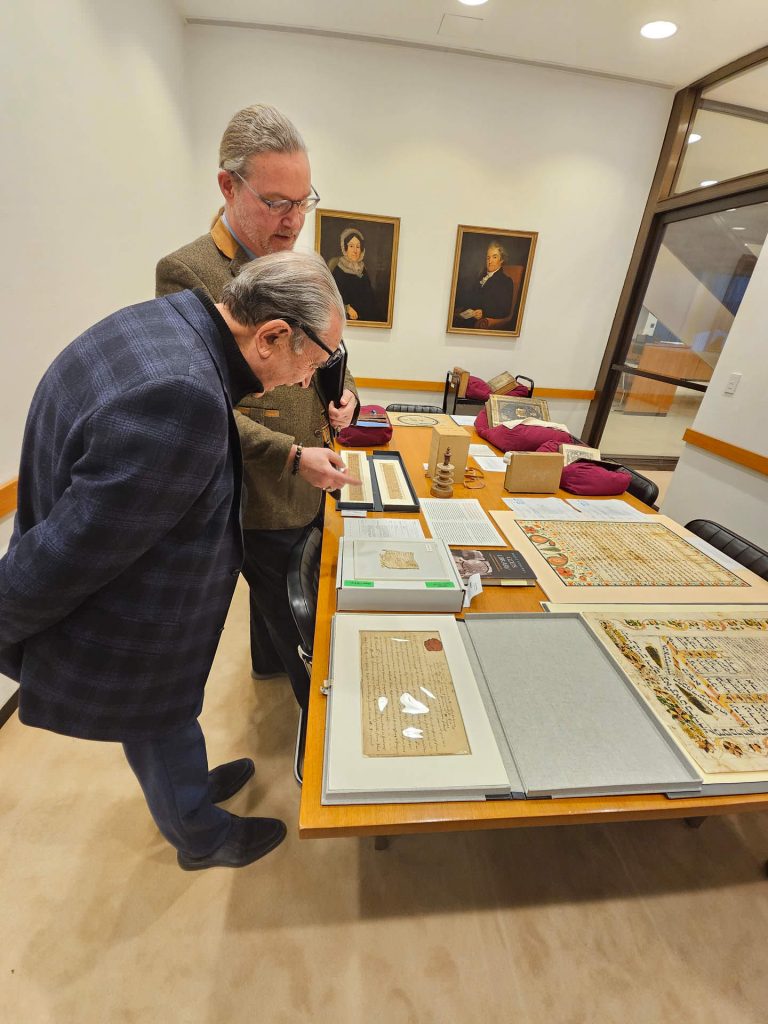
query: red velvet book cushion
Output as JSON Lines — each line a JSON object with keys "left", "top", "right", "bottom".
{"left": 337, "top": 405, "right": 393, "bottom": 447}
{"left": 465, "top": 376, "right": 491, "bottom": 401}
{"left": 475, "top": 409, "right": 573, "bottom": 452}
{"left": 560, "top": 460, "right": 631, "bottom": 495}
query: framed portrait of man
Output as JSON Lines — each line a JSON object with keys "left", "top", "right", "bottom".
{"left": 315, "top": 209, "right": 400, "bottom": 329}
{"left": 447, "top": 225, "right": 538, "bottom": 338}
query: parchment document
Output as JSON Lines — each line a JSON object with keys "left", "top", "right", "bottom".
{"left": 517, "top": 520, "right": 748, "bottom": 588}
{"left": 372, "top": 459, "right": 411, "bottom": 506}
{"left": 341, "top": 451, "right": 372, "bottom": 505}
{"left": 589, "top": 612, "right": 768, "bottom": 773}
{"left": 360, "top": 630, "right": 471, "bottom": 757}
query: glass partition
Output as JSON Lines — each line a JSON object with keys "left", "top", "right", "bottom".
{"left": 676, "top": 61, "right": 768, "bottom": 193}
{"left": 600, "top": 199, "right": 768, "bottom": 459}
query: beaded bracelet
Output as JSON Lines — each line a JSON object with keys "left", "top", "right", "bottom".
{"left": 291, "top": 445, "right": 303, "bottom": 476}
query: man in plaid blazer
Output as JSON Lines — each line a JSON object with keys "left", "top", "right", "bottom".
{"left": 0, "top": 251, "right": 351, "bottom": 871}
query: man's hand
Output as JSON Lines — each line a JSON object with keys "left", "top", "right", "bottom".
{"left": 297, "top": 446, "right": 361, "bottom": 491}
{"left": 328, "top": 389, "right": 356, "bottom": 431}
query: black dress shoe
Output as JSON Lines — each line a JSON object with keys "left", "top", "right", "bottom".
{"left": 208, "top": 758, "right": 255, "bottom": 803}
{"left": 177, "top": 815, "right": 287, "bottom": 870}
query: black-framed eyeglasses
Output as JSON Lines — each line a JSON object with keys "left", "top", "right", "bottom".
{"left": 231, "top": 170, "right": 320, "bottom": 214}
{"left": 282, "top": 317, "right": 346, "bottom": 370}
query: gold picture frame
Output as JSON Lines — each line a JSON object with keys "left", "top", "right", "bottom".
{"left": 315, "top": 209, "right": 400, "bottom": 328}
{"left": 447, "top": 225, "right": 537, "bottom": 338}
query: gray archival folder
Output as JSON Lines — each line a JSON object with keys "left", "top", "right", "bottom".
{"left": 461, "top": 614, "right": 699, "bottom": 799}
{"left": 321, "top": 613, "right": 699, "bottom": 805}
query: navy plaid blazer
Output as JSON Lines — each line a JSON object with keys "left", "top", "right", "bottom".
{"left": 0, "top": 291, "right": 248, "bottom": 741}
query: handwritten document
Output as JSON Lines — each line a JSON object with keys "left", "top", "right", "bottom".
{"left": 517, "top": 520, "right": 749, "bottom": 589}
{"left": 360, "top": 631, "right": 471, "bottom": 757}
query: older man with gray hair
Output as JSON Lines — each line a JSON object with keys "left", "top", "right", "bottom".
{"left": 0, "top": 251, "right": 353, "bottom": 871}
{"left": 157, "top": 103, "right": 358, "bottom": 714}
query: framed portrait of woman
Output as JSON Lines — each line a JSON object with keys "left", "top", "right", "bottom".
{"left": 315, "top": 209, "right": 400, "bottom": 328}
{"left": 447, "top": 225, "right": 538, "bottom": 338}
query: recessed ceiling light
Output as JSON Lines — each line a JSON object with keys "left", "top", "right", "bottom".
{"left": 688, "top": 133, "right": 702, "bottom": 143}
{"left": 733, "top": 226, "right": 746, "bottom": 231}
{"left": 700, "top": 179, "right": 719, "bottom": 187}
{"left": 458, "top": 0, "right": 488, "bottom": 5}
{"left": 641, "top": 21, "right": 678, "bottom": 39}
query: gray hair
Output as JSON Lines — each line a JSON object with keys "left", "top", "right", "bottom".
{"left": 221, "top": 251, "right": 344, "bottom": 351}
{"left": 219, "top": 104, "right": 306, "bottom": 177}
{"left": 487, "top": 241, "right": 508, "bottom": 263}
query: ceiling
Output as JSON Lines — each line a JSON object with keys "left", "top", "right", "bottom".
{"left": 182, "top": 0, "right": 768, "bottom": 90}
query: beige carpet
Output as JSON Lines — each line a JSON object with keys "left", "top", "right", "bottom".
{"left": 3, "top": 579, "right": 768, "bottom": 1024}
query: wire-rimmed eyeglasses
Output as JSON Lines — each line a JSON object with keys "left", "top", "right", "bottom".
{"left": 282, "top": 317, "right": 346, "bottom": 370}
{"left": 231, "top": 170, "right": 320, "bottom": 215}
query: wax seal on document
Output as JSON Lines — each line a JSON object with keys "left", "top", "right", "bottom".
{"left": 423, "top": 638, "right": 443, "bottom": 652}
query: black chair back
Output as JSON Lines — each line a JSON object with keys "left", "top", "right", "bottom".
{"left": 610, "top": 464, "right": 659, "bottom": 507}
{"left": 685, "top": 520, "right": 768, "bottom": 581}
{"left": 286, "top": 526, "right": 322, "bottom": 786}
{"left": 287, "top": 526, "right": 322, "bottom": 675}
{"left": 385, "top": 403, "right": 444, "bottom": 414}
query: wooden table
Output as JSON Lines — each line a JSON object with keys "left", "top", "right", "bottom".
{"left": 298, "top": 425, "right": 768, "bottom": 838}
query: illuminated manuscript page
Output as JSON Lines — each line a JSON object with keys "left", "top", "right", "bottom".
{"left": 359, "top": 630, "right": 470, "bottom": 757}
{"left": 491, "top": 512, "right": 768, "bottom": 605}
{"left": 580, "top": 607, "right": 768, "bottom": 777}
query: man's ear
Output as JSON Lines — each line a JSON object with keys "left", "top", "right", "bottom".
{"left": 252, "top": 319, "right": 292, "bottom": 361}
{"left": 218, "top": 169, "right": 236, "bottom": 202}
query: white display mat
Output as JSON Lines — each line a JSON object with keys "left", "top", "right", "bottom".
{"left": 323, "top": 614, "right": 511, "bottom": 804}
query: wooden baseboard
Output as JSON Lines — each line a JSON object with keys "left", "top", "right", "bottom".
{"left": 0, "top": 478, "right": 18, "bottom": 518}
{"left": 683, "top": 429, "right": 768, "bottom": 477}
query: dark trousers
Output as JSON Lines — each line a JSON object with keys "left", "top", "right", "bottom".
{"left": 123, "top": 718, "right": 231, "bottom": 858}
{"left": 242, "top": 525, "right": 311, "bottom": 710}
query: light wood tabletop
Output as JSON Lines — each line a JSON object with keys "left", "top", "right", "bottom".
{"left": 298, "top": 425, "right": 768, "bottom": 838}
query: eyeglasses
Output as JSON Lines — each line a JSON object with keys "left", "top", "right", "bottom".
{"left": 231, "top": 170, "right": 320, "bottom": 215}
{"left": 282, "top": 317, "right": 346, "bottom": 370}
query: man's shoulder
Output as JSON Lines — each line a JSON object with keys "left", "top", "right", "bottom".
{"left": 156, "top": 227, "right": 235, "bottom": 299}
{"left": 160, "top": 230, "right": 221, "bottom": 265}
{"left": 75, "top": 294, "right": 215, "bottom": 380}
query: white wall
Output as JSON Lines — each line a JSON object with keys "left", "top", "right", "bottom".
{"left": 662, "top": 242, "right": 768, "bottom": 544}
{"left": 185, "top": 25, "right": 672, "bottom": 400}
{"left": 0, "top": 0, "right": 193, "bottom": 483}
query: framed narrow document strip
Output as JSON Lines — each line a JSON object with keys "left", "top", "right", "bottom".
{"left": 339, "top": 450, "right": 374, "bottom": 508}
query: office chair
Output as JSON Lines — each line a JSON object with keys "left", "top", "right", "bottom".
{"left": 385, "top": 403, "right": 444, "bottom": 414}
{"left": 684, "top": 519, "right": 768, "bottom": 581}
{"left": 286, "top": 525, "right": 323, "bottom": 785}
{"left": 608, "top": 463, "right": 659, "bottom": 508}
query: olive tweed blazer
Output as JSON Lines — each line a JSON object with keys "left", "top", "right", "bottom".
{"left": 156, "top": 218, "right": 359, "bottom": 530}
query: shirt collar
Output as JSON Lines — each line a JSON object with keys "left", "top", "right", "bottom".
{"left": 479, "top": 267, "right": 500, "bottom": 286}
{"left": 192, "top": 288, "right": 263, "bottom": 402}
{"left": 222, "top": 212, "right": 257, "bottom": 261}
